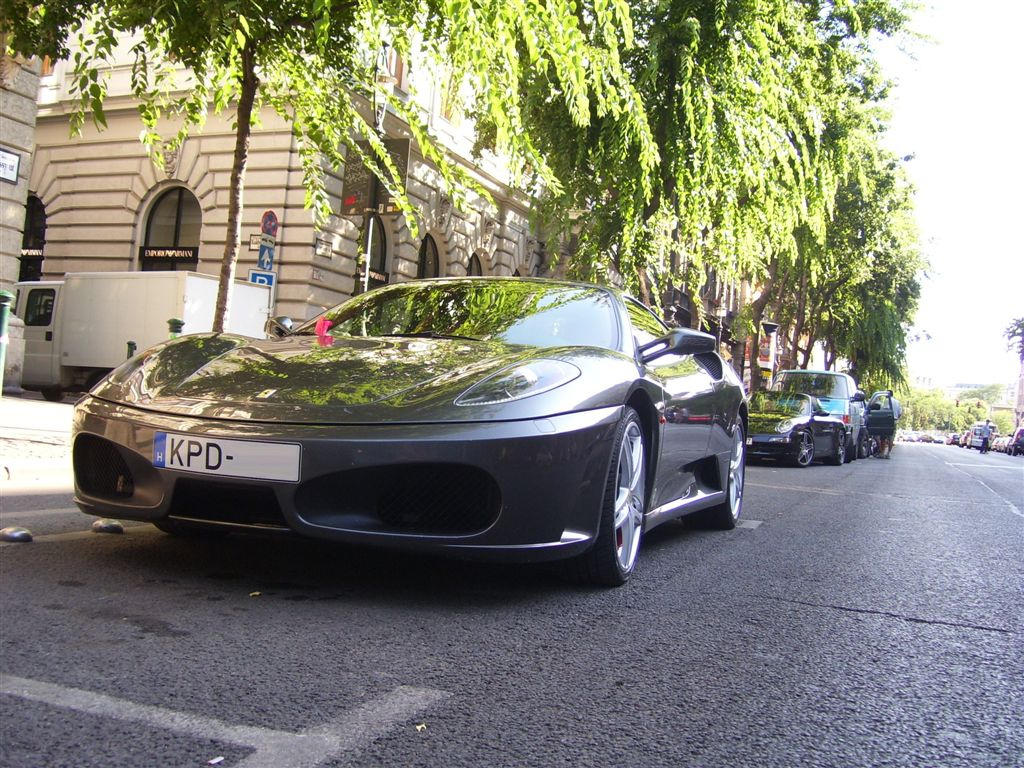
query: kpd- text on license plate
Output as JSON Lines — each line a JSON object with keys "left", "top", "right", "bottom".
{"left": 153, "top": 432, "right": 301, "bottom": 482}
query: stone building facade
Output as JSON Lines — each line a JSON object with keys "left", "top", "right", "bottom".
{"left": 1, "top": 41, "right": 42, "bottom": 390}
{"left": 17, "top": 42, "right": 545, "bottom": 325}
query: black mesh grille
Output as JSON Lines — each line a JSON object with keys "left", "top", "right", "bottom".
{"left": 695, "top": 352, "right": 724, "bottom": 379}
{"left": 74, "top": 434, "right": 135, "bottom": 498}
{"left": 295, "top": 463, "right": 501, "bottom": 536}
{"left": 168, "top": 479, "right": 287, "bottom": 528}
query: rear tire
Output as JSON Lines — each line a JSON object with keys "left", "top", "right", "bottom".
{"left": 843, "top": 433, "right": 855, "bottom": 463}
{"left": 573, "top": 407, "right": 646, "bottom": 587}
{"left": 40, "top": 386, "right": 64, "bottom": 402}
{"left": 828, "top": 433, "right": 846, "bottom": 465}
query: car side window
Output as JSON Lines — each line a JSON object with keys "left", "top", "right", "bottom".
{"left": 24, "top": 288, "right": 55, "bottom": 326}
{"left": 624, "top": 298, "right": 668, "bottom": 347}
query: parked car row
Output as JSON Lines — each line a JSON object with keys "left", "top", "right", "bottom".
{"left": 747, "top": 369, "right": 871, "bottom": 468}
{"left": 990, "top": 427, "right": 1024, "bottom": 455}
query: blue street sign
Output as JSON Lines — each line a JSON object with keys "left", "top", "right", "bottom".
{"left": 248, "top": 270, "right": 275, "bottom": 287}
{"left": 258, "top": 242, "right": 275, "bottom": 270}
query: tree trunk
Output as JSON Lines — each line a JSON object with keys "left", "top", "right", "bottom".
{"left": 212, "top": 45, "right": 259, "bottom": 333}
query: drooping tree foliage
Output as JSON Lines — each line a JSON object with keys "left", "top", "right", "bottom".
{"left": 2, "top": 0, "right": 654, "bottom": 330}
{"left": 494, "top": 0, "right": 920, "bottom": 383}
{"left": 4, "top": 0, "right": 923, "bottom": 382}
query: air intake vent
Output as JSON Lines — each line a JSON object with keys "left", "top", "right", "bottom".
{"left": 295, "top": 463, "right": 501, "bottom": 536}
{"left": 74, "top": 434, "right": 135, "bottom": 497}
{"left": 695, "top": 352, "right": 724, "bottom": 379}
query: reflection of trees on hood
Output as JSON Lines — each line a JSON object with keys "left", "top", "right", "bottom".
{"left": 136, "top": 335, "right": 248, "bottom": 396}
{"left": 163, "top": 336, "right": 530, "bottom": 407}
{"left": 310, "top": 281, "right": 603, "bottom": 343}
{"left": 127, "top": 281, "right": 622, "bottom": 407}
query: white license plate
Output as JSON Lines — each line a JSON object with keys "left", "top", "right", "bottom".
{"left": 153, "top": 432, "right": 301, "bottom": 482}
{"left": 746, "top": 437, "right": 753, "bottom": 445}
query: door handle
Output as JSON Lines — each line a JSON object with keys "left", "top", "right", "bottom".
{"left": 45, "top": 331, "right": 53, "bottom": 341}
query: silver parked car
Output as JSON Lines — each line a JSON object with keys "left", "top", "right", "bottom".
{"left": 72, "top": 277, "right": 748, "bottom": 586}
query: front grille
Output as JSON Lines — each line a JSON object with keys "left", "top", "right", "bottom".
{"left": 168, "top": 478, "right": 287, "bottom": 528}
{"left": 74, "top": 434, "right": 135, "bottom": 497}
{"left": 295, "top": 463, "right": 501, "bottom": 536}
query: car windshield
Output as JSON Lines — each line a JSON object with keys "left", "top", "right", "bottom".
{"left": 772, "top": 372, "right": 848, "bottom": 399}
{"left": 293, "top": 279, "right": 620, "bottom": 350}
{"left": 751, "top": 392, "right": 810, "bottom": 416}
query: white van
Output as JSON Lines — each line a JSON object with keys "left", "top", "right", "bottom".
{"left": 967, "top": 422, "right": 995, "bottom": 450}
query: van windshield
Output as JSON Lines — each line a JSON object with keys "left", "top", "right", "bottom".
{"left": 772, "top": 372, "right": 849, "bottom": 399}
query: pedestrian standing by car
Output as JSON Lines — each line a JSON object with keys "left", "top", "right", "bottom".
{"left": 980, "top": 419, "right": 994, "bottom": 453}
{"left": 866, "top": 390, "right": 901, "bottom": 459}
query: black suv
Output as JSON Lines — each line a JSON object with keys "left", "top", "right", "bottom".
{"left": 771, "top": 369, "right": 867, "bottom": 461}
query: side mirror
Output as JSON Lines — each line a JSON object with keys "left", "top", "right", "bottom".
{"left": 639, "top": 328, "right": 716, "bottom": 363}
{"left": 869, "top": 402, "right": 881, "bottom": 411}
{"left": 264, "top": 315, "right": 293, "bottom": 338}
{"left": 815, "top": 408, "right": 830, "bottom": 417}
{"left": 851, "top": 391, "right": 866, "bottom": 403}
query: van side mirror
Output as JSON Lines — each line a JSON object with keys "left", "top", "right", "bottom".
{"left": 852, "top": 391, "right": 866, "bottom": 402}
{"left": 638, "top": 328, "right": 716, "bottom": 363}
{"left": 264, "top": 316, "right": 293, "bottom": 338}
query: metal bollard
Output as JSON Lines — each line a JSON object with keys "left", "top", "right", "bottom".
{"left": 0, "top": 290, "right": 14, "bottom": 397}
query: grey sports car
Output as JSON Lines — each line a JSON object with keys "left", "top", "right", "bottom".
{"left": 72, "top": 277, "right": 748, "bottom": 586}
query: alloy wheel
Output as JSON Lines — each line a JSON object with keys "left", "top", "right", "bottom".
{"left": 725, "top": 426, "right": 745, "bottom": 520}
{"left": 613, "top": 421, "right": 645, "bottom": 573}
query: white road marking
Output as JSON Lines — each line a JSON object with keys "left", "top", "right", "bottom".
{"left": 748, "top": 482, "right": 844, "bottom": 496}
{"left": 736, "top": 519, "right": 763, "bottom": 529}
{"left": 945, "top": 462, "right": 1022, "bottom": 470}
{"left": 1, "top": 675, "right": 450, "bottom": 768}
{"left": 943, "top": 463, "right": 1024, "bottom": 519}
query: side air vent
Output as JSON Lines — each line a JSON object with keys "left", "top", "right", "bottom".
{"left": 695, "top": 352, "right": 723, "bottom": 380}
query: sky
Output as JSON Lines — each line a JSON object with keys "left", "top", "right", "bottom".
{"left": 873, "top": 1, "right": 1024, "bottom": 392}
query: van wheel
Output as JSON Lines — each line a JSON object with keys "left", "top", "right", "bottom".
{"left": 843, "top": 433, "right": 855, "bottom": 463}
{"left": 40, "top": 387, "right": 64, "bottom": 402}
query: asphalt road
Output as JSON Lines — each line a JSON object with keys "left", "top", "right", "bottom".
{"left": 1, "top": 442, "right": 1021, "bottom": 767}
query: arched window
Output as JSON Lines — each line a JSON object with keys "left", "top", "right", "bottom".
{"left": 19, "top": 195, "right": 46, "bottom": 281}
{"left": 467, "top": 253, "right": 483, "bottom": 276}
{"left": 363, "top": 213, "right": 389, "bottom": 290}
{"left": 140, "top": 187, "right": 201, "bottom": 271}
{"left": 417, "top": 234, "right": 439, "bottom": 279}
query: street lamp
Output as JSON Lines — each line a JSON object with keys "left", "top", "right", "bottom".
{"left": 713, "top": 302, "right": 726, "bottom": 349}
{"left": 361, "top": 43, "right": 396, "bottom": 295}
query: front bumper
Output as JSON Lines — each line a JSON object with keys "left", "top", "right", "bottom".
{"left": 72, "top": 396, "right": 622, "bottom": 562}
{"left": 746, "top": 433, "right": 795, "bottom": 460}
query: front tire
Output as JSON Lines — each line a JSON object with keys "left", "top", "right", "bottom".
{"left": 574, "top": 407, "right": 646, "bottom": 587}
{"left": 791, "top": 430, "right": 814, "bottom": 467}
{"left": 700, "top": 424, "right": 746, "bottom": 530}
{"left": 843, "top": 432, "right": 855, "bottom": 463}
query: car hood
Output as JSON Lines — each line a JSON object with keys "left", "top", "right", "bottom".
{"left": 91, "top": 332, "right": 619, "bottom": 424}
{"left": 748, "top": 410, "right": 808, "bottom": 435}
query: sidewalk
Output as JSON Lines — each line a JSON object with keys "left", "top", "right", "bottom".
{"left": 0, "top": 393, "right": 74, "bottom": 490}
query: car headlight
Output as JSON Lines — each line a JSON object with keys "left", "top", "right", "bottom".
{"left": 776, "top": 418, "right": 796, "bottom": 433}
{"left": 455, "top": 359, "right": 581, "bottom": 406}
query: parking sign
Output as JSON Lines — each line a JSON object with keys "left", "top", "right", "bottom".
{"left": 248, "top": 270, "right": 275, "bottom": 287}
